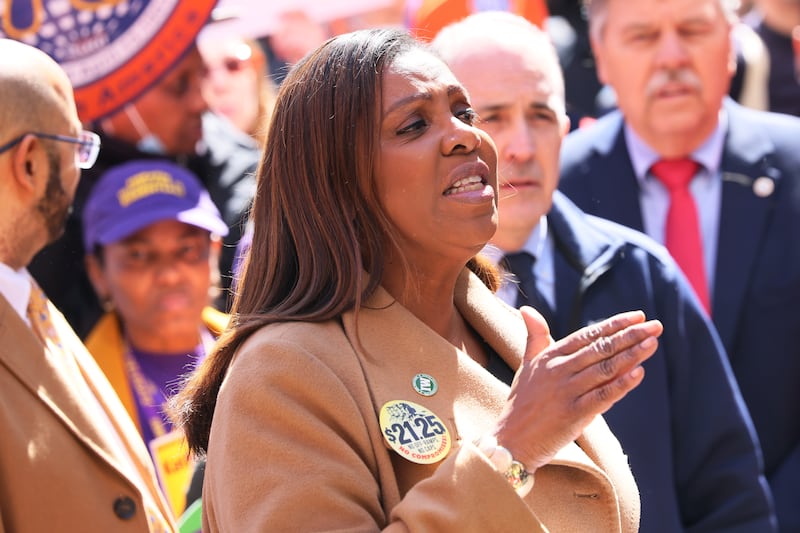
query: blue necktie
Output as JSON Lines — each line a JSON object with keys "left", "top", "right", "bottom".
{"left": 503, "top": 251, "right": 556, "bottom": 329}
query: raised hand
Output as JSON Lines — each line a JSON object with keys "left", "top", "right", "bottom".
{"left": 494, "top": 309, "right": 663, "bottom": 471}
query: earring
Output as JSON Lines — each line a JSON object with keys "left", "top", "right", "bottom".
{"left": 100, "top": 295, "right": 115, "bottom": 312}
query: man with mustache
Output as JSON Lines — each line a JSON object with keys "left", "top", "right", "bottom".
{"left": 0, "top": 38, "right": 175, "bottom": 532}
{"left": 560, "top": 0, "right": 800, "bottom": 529}
{"left": 433, "top": 11, "right": 776, "bottom": 531}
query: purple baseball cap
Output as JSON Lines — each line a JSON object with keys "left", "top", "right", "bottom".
{"left": 82, "top": 159, "right": 229, "bottom": 251}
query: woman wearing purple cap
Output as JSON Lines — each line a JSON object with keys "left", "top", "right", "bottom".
{"left": 81, "top": 159, "right": 230, "bottom": 519}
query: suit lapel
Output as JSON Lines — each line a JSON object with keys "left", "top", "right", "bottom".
{"left": 713, "top": 102, "right": 780, "bottom": 347}
{"left": 0, "top": 295, "right": 156, "bottom": 496}
{"left": 578, "top": 114, "right": 646, "bottom": 232}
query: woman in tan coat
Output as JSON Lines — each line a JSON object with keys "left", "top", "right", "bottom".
{"left": 174, "top": 28, "right": 663, "bottom": 532}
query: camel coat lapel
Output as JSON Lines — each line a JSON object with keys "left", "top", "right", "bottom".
{"left": 343, "top": 269, "right": 639, "bottom": 531}
{"left": 0, "top": 294, "right": 174, "bottom": 531}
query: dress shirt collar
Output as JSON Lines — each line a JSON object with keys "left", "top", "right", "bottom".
{"left": 482, "top": 215, "right": 549, "bottom": 265}
{"left": 625, "top": 109, "right": 728, "bottom": 183}
{"left": 0, "top": 262, "right": 33, "bottom": 325}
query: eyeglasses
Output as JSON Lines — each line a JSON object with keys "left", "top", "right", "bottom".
{"left": 203, "top": 43, "right": 254, "bottom": 77}
{"left": 204, "top": 57, "right": 248, "bottom": 78}
{"left": 222, "top": 57, "right": 247, "bottom": 73}
{"left": 0, "top": 130, "right": 101, "bottom": 169}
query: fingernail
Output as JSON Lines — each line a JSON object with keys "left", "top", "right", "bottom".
{"left": 639, "top": 337, "right": 656, "bottom": 349}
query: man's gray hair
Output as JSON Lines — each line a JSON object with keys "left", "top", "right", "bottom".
{"left": 585, "top": 0, "right": 739, "bottom": 41}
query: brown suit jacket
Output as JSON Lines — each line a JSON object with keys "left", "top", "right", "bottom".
{"left": 204, "top": 269, "right": 640, "bottom": 532}
{"left": 0, "top": 294, "right": 175, "bottom": 532}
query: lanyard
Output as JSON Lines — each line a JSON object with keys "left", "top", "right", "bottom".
{"left": 123, "top": 328, "right": 215, "bottom": 439}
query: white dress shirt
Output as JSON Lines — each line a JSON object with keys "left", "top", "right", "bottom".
{"left": 0, "top": 262, "right": 33, "bottom": 326}
{"left": 624, "top": 112, "right": 726, "bottom": 290}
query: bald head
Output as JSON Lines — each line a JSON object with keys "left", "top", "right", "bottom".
{"left": 0, "top": 40, "right": 82, "bottom": 269}
{"left": 0, "top": 39, "right": 78, "bottom": 138}
{"left": 431, "top": 11, "right": 566, "bottom": 116}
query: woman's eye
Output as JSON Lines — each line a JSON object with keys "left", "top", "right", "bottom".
{"left": 457, "top": 108, "right": 478, "bottom": 125}
{"left": 179, "top": 243, "right": 209, "bottom": 264}
{"left": 122, "top": 248, "right": 150, "bottom": 268}
{"left": 397, "top": 119, "right": 427, "bottom": 135}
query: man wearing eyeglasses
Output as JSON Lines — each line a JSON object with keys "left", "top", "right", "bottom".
{"left": 0, "top": 130, "right": 99, "bottom": 243}
{"left": 28, "top": 41, "right": 261, "bottom": 339}
{"left": 0, "top": 39, "right": 176, "bottom": 532}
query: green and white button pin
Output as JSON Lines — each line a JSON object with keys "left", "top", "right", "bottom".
{"left": 412, "top": 373, "right": 438, "bottom": 396}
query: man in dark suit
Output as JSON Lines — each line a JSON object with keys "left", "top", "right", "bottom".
{"left": 559, "top": 0, "right": 800, "bottom": 529}
{"left": 433, "top": 11, "right": 776, "bottom": 532}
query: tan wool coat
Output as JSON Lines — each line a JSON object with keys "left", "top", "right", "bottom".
{"left": 203, "top": 269, "right": 641, "bottom": 532}
{"left": 0, "top": 294, "right": 175, "bottom": 533}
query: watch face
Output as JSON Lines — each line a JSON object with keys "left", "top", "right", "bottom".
{"left": 506, "top": 460, "right": 529, "bottom": 489}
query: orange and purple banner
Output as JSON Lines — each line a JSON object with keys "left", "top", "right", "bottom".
{"left": 1, "top": 0, "right": 216, "bottom": 123}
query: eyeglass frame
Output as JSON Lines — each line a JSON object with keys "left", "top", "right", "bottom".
{"left": 0, "top": 130, "right": 101, "bottom": 169}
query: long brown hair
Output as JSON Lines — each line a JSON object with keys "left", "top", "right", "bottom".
{"left": 174, "top": 28, "right": 418, "bottom": 454}
{"left": 172, "top": 28, "right": 499, "bottom": 454}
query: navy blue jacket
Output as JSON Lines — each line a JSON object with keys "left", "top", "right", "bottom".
{"left": 559, "top": 98, "right": 800, "bottom": 531}
{"left": 544, "top": 191, "right": 775, "bottom": 532}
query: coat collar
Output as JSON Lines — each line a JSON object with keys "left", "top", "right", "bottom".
{"left": 569, "top": 112, "right": 646, "bottom": 232}
{"left": 340, "top": 268, "right": 616, "bottom": 475}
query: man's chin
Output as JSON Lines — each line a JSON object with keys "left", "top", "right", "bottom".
{"left": 499, "top": 196, "right": 545, "bottom": 219}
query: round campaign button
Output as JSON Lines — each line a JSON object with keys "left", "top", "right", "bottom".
{"left": 379, "top": 400, "right": 451, "bottom": 464}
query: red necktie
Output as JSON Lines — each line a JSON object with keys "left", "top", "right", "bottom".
{"left": 651, "top": 159, "right": 710, "bottom": 314}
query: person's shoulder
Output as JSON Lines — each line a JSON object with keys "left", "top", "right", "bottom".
{"left": 553, "top": 192, "right": 665, "bottom": 254}
{"left": 560, "top": 110, "right": 624, "bottom": 167}
{"left": 586, "top": 213, "right": 673, "bottom": 264}
{"left": 727, "top": 98, "right": 800, "bottom": 135}
{"left": 201, "top": 113, "right": 260, "bottom": 165}
{"left": 243, "top": 319, "right": 341, "bottom": 343}
{"left": 227, "top": 318, "right": 369, "bottom": 396}
{"left": 236, "top": 319, "right": 353, "bottom": 368}
{"left": 84, "top": 311, "right": 123, "bottom": 354}
{"left": 724, "top": 100, "right": 800, "bottom": 170}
